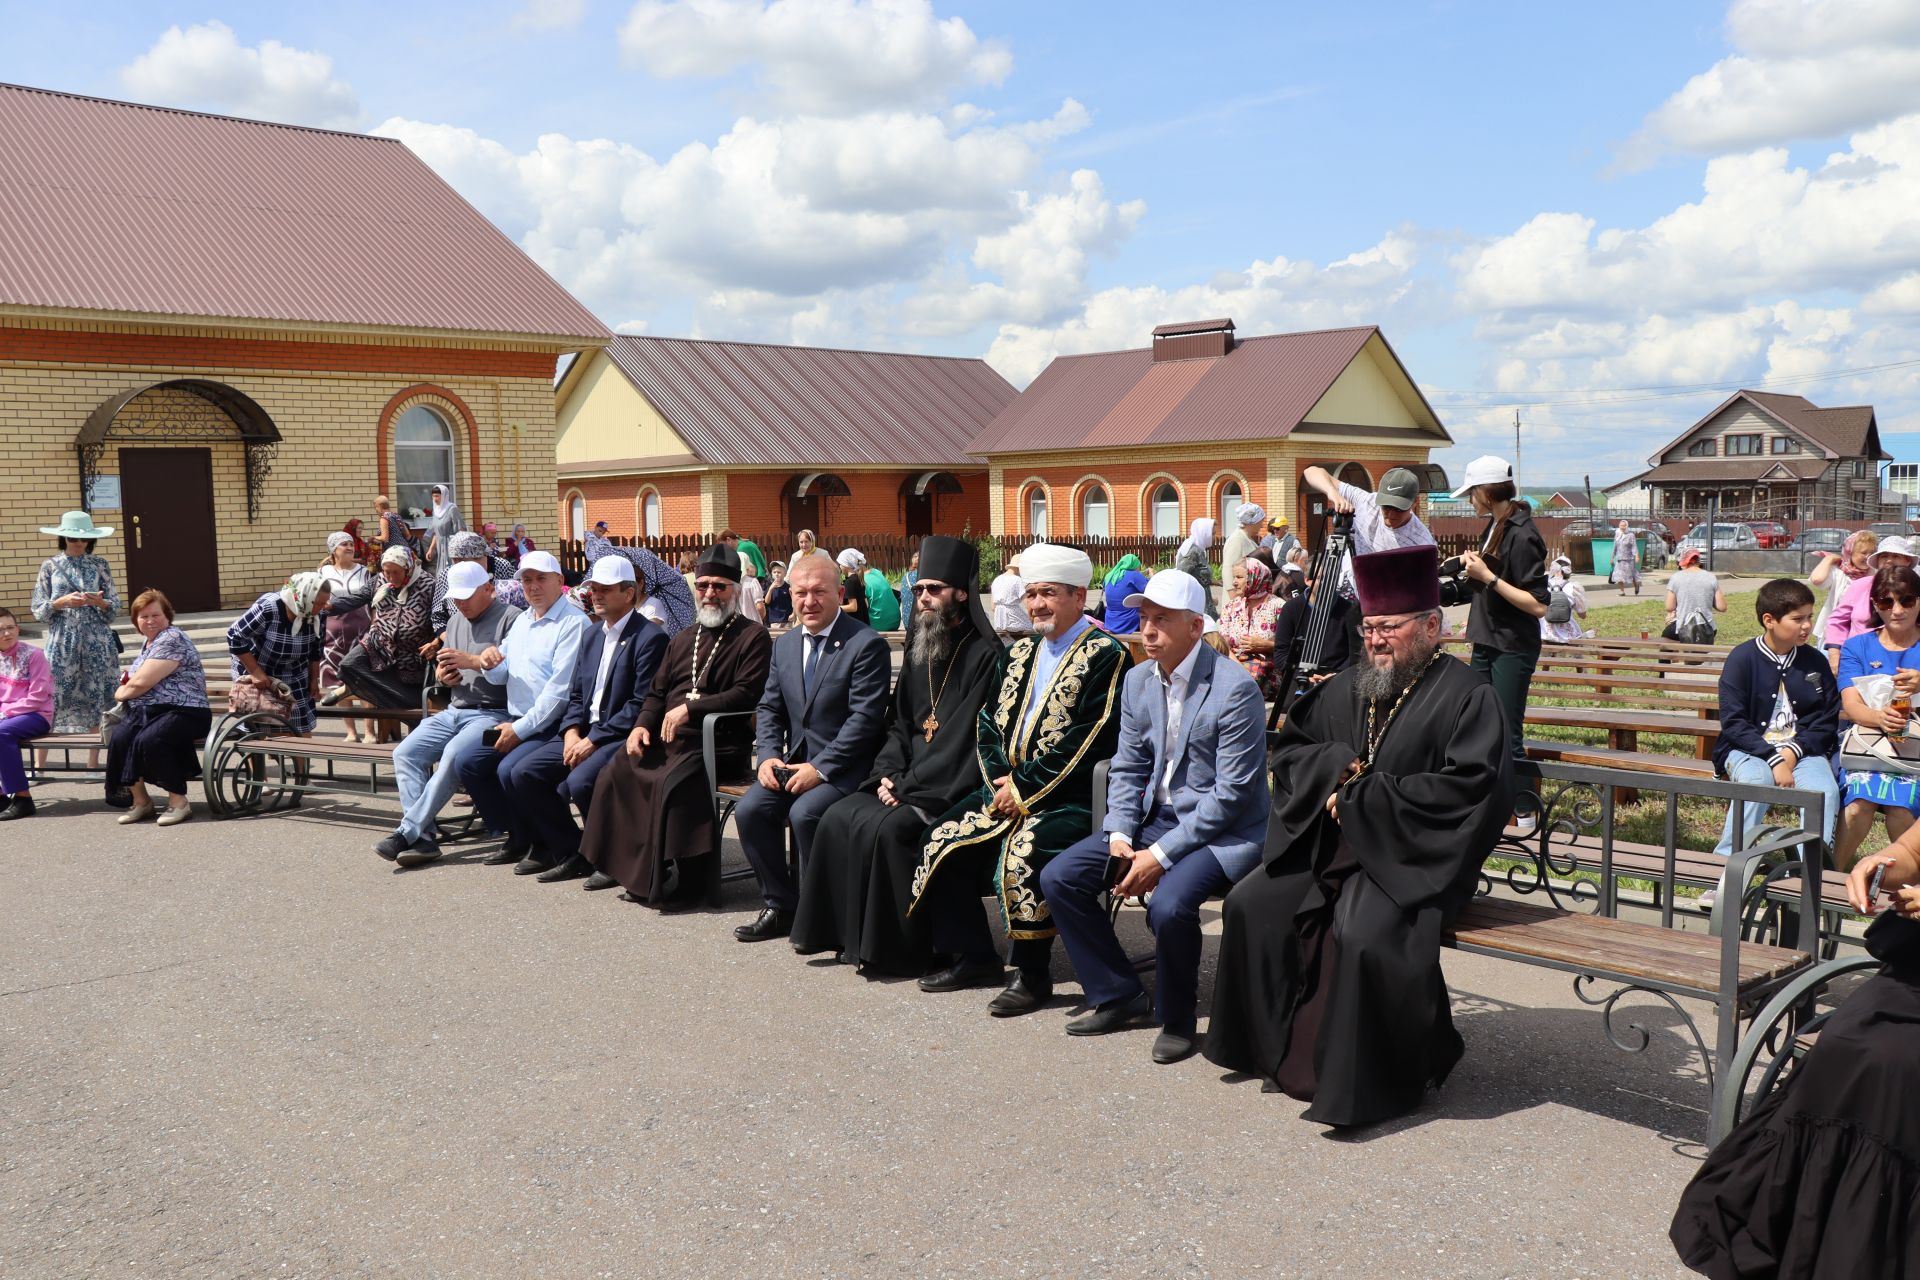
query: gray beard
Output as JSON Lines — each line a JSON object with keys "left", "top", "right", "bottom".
{"left": 697, "top": 599, "right": 738, "bottom": 628}
{"left": 912, "top": 599, "right": 966, "bottom": 663}
{"left": 1354, "top": 640, "right": 1438, "bottom": 705}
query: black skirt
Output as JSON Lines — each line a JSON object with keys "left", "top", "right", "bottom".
{"left": 107, "top": 703, "right": 212, "bottom": 796}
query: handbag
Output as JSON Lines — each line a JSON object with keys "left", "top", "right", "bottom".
{"left": 227, "top": 678, "right": 297, "bottom": 723}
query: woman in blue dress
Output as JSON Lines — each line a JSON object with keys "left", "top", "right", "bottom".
{"left": 1836, "top": 563, "right": 1920, "bottom": 869}
{"left": 30, "top": 512, "right": 122, "bottom": 767}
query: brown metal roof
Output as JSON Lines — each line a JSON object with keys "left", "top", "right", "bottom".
{"left": 1646, "top": 389, "right": 1887, "bottom": 464}
{"left": 1626, "top": 457, "right": 1831, "bottom": 485}
{"left": 0, "top": 83, "right": 609, "bottom": 342}
{"left": 596, "top": 334, "right": 1016, "bottom": 468}
{"left": 968, "top": 324, "right": 1445, "bottom": 454}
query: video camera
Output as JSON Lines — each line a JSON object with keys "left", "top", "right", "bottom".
{"left": 1436, "top": 553, "right": 1500, "bottom": 609}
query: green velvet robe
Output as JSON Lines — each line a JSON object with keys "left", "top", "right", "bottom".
{"left": 907, "top": 624, "right": 1131, "bottom": 941}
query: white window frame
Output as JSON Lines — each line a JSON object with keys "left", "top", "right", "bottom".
{"left": 1151, "top": 483, "right": 1181, "bottom": 539}
{"left": 1080, "top": 484, "right": 1110, "bottom": 539}
{"left": 393, "top": 403, "right": 456, "bottom": 527}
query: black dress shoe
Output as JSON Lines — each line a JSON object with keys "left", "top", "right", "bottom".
{"left": 103, "top": 787, "right": 134, "bottom": 811}
{"left": 374, "top": 832, "right": 410, "bottom": 862}
{"left": 918, "top": 957, "right": 1004, "bottom": 992}
{"left": 618, "top": 890, "right": 647, "bottom": 904}
{"left": 988, "top": 969, "right": 1053, "bottom": 1017}
{"left": 733, "top": 908, "right": 794, "bottom": 942}
{"left": 0, "top": 795, "right": 35, "bottom": 820}
{"left": 479, "top": 847, "right": 520, "bottom": 866}
{"left": 395, "top": 837, "right": 442, "bottom": 868}
{"left": 536, "top": 854, "right": 592, "bottom": 883}
{"left": 1151, "top": 1031, "right": 1199, "bottom": 1064}
{"left": 1065, "top": 991, "right": 1152, "bottom": 1037}
{"left": 513, "top": 855, "right": 553, "bottom": 876}
{"left": 583, "top": 871, "right": 619, "bottom": 891}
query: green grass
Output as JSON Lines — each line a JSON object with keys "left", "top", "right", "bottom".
{"left": 1579, "top": 588, "right": 1763, "bottom": 646}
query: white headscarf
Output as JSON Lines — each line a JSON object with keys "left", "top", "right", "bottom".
{"left": 836, "top": 548, "right": 866, "bottom": 572}
{"left": 326, "top": 531, "right": 354, "bottom": 554}
{"left": 431, "top": 483, "right": 454, "bottom": 516}
{"left": 1178, "top": 518, "right": 1216, "bottom": 559}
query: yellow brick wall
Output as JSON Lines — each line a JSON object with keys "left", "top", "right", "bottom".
{"left": 2, "top": 331, "right": 566, "bottom": 611}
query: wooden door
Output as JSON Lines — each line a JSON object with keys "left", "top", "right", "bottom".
{"left": 787, "top": 493, "right": 821, "bottom": 535}
{"left": 903, "top": 492, "right": 933, "bottom": 538}
{"left": 121, "top": 447, "right": 221, "bottom": 611}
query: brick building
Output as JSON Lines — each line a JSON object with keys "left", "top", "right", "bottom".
{"left": 0, "top": 83, "right": 607, "bottom": 611}
{"left": 968, "top": 320, "right": 1450, "bottom": 548}
{"left": 553, "top": 334, "right": 1014, "bottom": 548}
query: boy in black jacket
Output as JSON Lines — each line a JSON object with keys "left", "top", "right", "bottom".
{"left": 1712, "top": 578, "right": 1840, "bottom": 866}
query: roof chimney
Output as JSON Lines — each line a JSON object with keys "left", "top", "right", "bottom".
{"left": 1152, "top": 317, "right": 1235, "bottom": 362}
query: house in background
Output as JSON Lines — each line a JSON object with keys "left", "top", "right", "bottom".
{"left": 553, "top": 335, "right": 1014, "bottom": 547}
{"left": 1607, "top": 390, "right": 1893, "bottom": 519}
{"left": 967, "top": 320, "right": 1450, "bottom": 548}
{"left": 0, "top": 82, "right": 607, "bottom": 611}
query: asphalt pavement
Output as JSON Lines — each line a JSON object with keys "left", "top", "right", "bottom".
{"left": 1, "top": 783, "right": 1706, "bottom": 1279}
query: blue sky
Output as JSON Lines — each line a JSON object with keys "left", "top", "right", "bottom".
{"left": 6, "top": 0, "right": 1920, "bottom": 486}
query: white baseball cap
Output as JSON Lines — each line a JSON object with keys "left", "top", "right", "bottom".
{"left": 517, "top": 550, "right": 563, "bottom": 577}
{"left": 445, "top": 560, "right": 492, "bottom": 601}
{"left": 589, "top": 554, "right": 636, "bottom": 586}
{"left": 1122, "top": 567, "right": 1207, "bottom": 615}
{"left": 1450, "top": 455, "right": 1514, "bottom": 498}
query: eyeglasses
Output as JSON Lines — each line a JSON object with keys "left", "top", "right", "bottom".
{"left": 911, "top": 581, "right": 953, "bottom": 595}
{"left": 1358, "top": 616, "right": 1421, "bottom": 638}
{"left": 693, "top": 580, "right": 733, "bottom": 595}
{"left": 1876, "top": 595, "right": 1920, "bottom": 610}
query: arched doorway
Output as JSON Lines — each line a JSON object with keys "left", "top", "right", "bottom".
{"left": 1303, "top": 461, "right": 1373, "bottom": 552}
{"left": 76, "top": 379, "right": 282, "bottom": 612}
{"left": 783, "top": 471, "right": 850, "bottom": 536}
{"left": 901, "top": 471, "right": 961, "bottom": 538}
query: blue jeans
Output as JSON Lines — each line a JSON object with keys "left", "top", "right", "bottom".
{"left": 391, "top": 706, "right": 508, "bottom": 841}
{"left": 1715, "top": 748, "right": 1840, "bottom": 859}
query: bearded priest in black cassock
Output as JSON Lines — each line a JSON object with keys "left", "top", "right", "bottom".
{"left": 1203, "top": 544, "right": 1514, "bottom": 1128}
{"left": 792, "top": 536, "right": 1002, "bottom": 973}
{"left": 578, "top": 543, "right": 772, "bottom": 906}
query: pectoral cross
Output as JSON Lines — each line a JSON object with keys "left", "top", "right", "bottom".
{"left": 922, "top": 714, "right": 939, "bottom": 743}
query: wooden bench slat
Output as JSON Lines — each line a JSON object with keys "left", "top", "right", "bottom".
{"left": 1448, "top": 898, "right": 1809, "bottom": 992}
{"left": 1522, "top": 739, "right": 1715, "bottom": 778}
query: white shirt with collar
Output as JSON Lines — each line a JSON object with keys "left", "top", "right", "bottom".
{"left": 1110, "top": 639, "right": 1203, "bottom": 870}
{"left": 588, "top": 610, "right": 632, "bottom": 724}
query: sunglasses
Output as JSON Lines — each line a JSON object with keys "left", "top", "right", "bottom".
{"left": 910, "top": 581, "right": 953, "bottom": 595}
{"left": 1876, "top": 595, "right": 1920, "bottom": 610}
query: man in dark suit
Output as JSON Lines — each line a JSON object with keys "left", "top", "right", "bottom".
{"left": 734, "top": 552, "right": 892, "bottom": 941}
{"left": 505, "top": 555, "right": 668, "bottom": 881}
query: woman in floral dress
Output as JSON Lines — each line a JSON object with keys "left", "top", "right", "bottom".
{"left": 1219, "top": 556, "right": 1282, "bottom": 701}
{"left": 30, "top": 512, "right": 122, "bottom": 773}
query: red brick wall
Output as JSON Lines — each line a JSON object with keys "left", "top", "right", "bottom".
{"left": 560, "top": 474, "right": 702, "bottom": 537}
{"left": 0, "top": 325, "right": 558, "bottom": 378}
{"left": 729, "top": 469, "right": 988, "bottom": 541}
{"left": 1002, "top": 462, "right": 1263, "bottom": 538}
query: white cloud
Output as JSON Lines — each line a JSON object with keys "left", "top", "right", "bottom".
{"left": 120, "top": 21, "right": 359, "bottom": 129}
{"left": 516, "top": 0, "right": 589, "bottom": 27}
{"left": 1620, "top": 0, "right": 1920, "bottom": 166}
{"left": 619, "top": 0, "right": 1011, "bottom": 115}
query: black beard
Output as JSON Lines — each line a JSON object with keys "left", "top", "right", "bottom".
{"left": 913, "top": 598, "right": 966, "bottom": 664}
{"left": 1354, "top": 639, "right": 1437, "bottom": 704}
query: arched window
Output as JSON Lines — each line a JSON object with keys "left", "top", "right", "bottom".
{"left": 1026, "top": 485, "right": 1049, "bottom": 538}
{"left": 1217, "top": 480, "right": 1244, "bottom": 537}
{"left": 393, "top": 404, "right": 455, "bottom": 527}
{"left": 1080, "top": 483, "right": 1110, "bottom": 539}
{"left": 641, "top": 490, "right": 662, "bottom": 538}
{"left": 1151, "top": 483, "right": 1181, "bottom": 539}
{"left": 568, "top": 494, "right": 587, "bottom": 540}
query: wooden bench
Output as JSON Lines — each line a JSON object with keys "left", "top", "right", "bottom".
{"left": 200, "top": 711, "right": 425, "bottom": 817}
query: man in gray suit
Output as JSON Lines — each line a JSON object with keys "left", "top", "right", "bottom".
{"left": 1039, "top": 569, "right": 1270, "bottom": 1064}
{"left": 734, "top": 552, "right": 893, "bottom": 941}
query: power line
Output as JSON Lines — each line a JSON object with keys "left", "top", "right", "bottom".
{"left": 1428, "top": 355, "right": 1920, "bottom": 411}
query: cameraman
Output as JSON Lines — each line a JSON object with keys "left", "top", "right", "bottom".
{"left": 1301, "top": 464, "right": 1435, "bottom": 592}
{"left": 1452, "top": 456, "right": 1548, "bottom": 762}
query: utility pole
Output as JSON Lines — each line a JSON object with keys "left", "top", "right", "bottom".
{"left": 1513, "top": 409, "right": 1522, "bottom": 491}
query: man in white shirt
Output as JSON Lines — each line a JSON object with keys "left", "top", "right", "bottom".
{"left": 1037, "top": 569, "right": 1270, "bottom": 1063}
{"left": 1301, "top": 465, "right": 1435, "bottom": 591}
{"left": 990, "top": 554, "right": 1032, "bottom": 639}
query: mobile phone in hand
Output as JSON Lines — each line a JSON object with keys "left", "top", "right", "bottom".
{"left": 1869, "top": 861, "right": 1891, "bottom": 911}
{"left": 481, "top": 726, "right": 501, "bottom": 748}
{"left": 1103, "top": 853, "right": 1131, "bottom": 891}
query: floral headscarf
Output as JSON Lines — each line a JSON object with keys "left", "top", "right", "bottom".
{"left": 1240, "top": 557, "right": 1274, "bottom": 604}
{"left": 375, "top": 544, "right": 422, "bottom": 607}
{"left": 280, "top": 571, "right": 328, "bottom": 621}
{"left": 326, "top": 531, "right": 355, "bottom": 555}
{"left": 1841, "top": 530, "right": 1879, "bottom": 580}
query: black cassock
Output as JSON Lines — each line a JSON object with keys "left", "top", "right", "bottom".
{"left": 1203, "top": 656, "right": 1512, "bottom": 1128}
{"left": 792, "top": 631, "right": 1000, "bottom": 973}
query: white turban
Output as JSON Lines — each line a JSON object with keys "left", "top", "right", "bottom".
{"left": 1018, "top": 542, "right": 1092, "bottom": 589}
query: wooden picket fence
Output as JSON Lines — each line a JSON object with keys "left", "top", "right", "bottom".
{"left": 557, "top": 532, "right": 1194, "bottom": 578}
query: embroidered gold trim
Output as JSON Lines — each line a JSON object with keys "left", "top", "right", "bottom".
{"left": 906, "top": 805, "right": 1010, "bottom": 915}
{"left": 1018, "top": 634, "right": 1129, "bottom": 811}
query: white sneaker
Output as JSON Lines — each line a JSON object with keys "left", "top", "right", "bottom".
{"left": 155, "top": 803, "right": 193, "bottom": 827}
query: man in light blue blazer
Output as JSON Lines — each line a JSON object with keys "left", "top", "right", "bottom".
{"left": 1039, "top": 569, "right": 1270, "bottom": 1064}
{"left": 734, "top": 552, "right": 892, "bottom": 942}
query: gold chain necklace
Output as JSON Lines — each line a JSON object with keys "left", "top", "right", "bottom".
{"left": 921, "top": 631, "right": 973, "bottom": 742}
{"left": 1355, "top": 650, "right": 1445, "bottom": 777}
{"left": 686, "top": 615, "right": 733, "bottom": 702}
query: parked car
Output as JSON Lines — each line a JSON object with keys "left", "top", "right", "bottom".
{"left": 1562, "top": 519, "right": 1677, "bottom": 550}
{"left": 1676, "top": 523, "right": 1761, "bottom": 556}
{"left": 1869, "top": 522, "right": 1913, "bottom": 541}
{"left": 1797, "top": 526, "right": 1852, "bottom": 571}
{"left": 1744, "top": 521, "right": 1792, "bottom": 549}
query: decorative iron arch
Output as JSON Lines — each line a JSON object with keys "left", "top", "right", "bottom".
{"left": 77, "top": 379, "right": 283, "bottom": 521}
